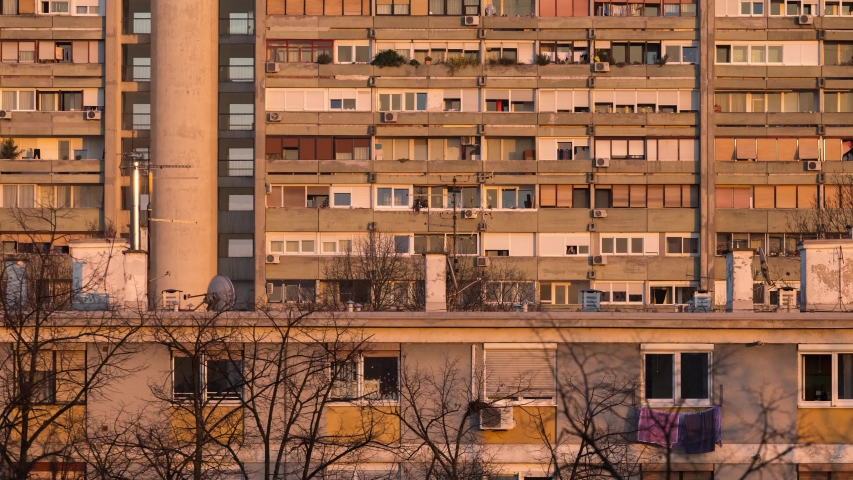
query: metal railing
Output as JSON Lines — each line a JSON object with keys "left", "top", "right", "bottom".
{"left": 122, "top": 113, "right": 150, "bottom": 131}
{"left": 219, "top": 114, "right": 254, "bottom": 131}
{"left": 218, "top": 160, "right": 254, "bottom": 177}
{"left": 122, "top": 64, "right": 151, "bottom": 82}
{"left": 122, "top": 16, "right": 151, "bottom": 35}
{"left": 220, "top": 16, "right": 255, "bottom": 35}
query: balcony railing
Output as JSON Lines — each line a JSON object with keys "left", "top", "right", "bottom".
{"left": 218, "top": 65, "right": 254, "bottom": 83}
{"left": 122, "top": 16, "right": 151, "bottom": 35}
{"left": 122, "top": 113, "right": 150, "bottom": 131}
{"left": 220, "top": 15, "right": 255, "bottom": 35}
{"left": 122, "top": 64, "right": 151, "bottom": 82}
{"left": 219, "top": 114, "right": 254, "bottom": 131}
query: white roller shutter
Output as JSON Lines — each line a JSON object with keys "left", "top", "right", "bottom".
{"left": 658, "top": 139, "right": 678, "bottom": 161}
{"left": 444, "top": 89, "right": 462, "bottom": 100}
{"left": 679, "top": 90, "right": 699, "bottom": 111}
{"left": 462, "top": 89, "right": 479, "bottom": 112}
{"left": 510, "top": 233, "right": 534, "bottom": 256}
{"left": 485, "top": 89, "right": 510, "bottom": 100}
{"left": 643, "top": 233, "right": 659, "bottom": 254}
{"left": 614, "top": 90, "right": 636, "bottom": 106}
{"left": 82, "top": 89, "right": 98, "bottom": 107}
{"left": 351, "top": 186, "right": 371, "bottom": 208}
{"left": 801, "top": 43, "right": 818, "bottom": 65}
{"left": 565, "top": 233, "right": 590, "bottom": 249}
{"left": 783, "top": 44, "right": 801, "bottom": 65}
{"left": 428, "top": 90, "right": 443, "bottom": 111}
{"left": 647, "top": 139, "right": 658, "bottom": 161}
{"left": 266, "top": 90, "right": 286, "bottom": 111}
{"left": 574, "top": 90, "right": 589, "bottom": 108}
{"left": 484, "top": 233, "right": 510, "bottom": 251}
{"left": 512, "top": 90, "right": 533, "bottom": 102}
{"left": 679, "top": 139, "right": 697, "bottom": 161}
{"left": 594, "top": 90, "right": 613, "bottom": 104}
{"left": 539, "top": 234, "right": 564, "bottom": 256}
{"left": 637, "top": 90, "right": 657, "bottom": 105}
{"left": 658, "top": 90, "right": 678, "bottom": 107}
{"left": 539, "top": 90, "right": 556, "bottom": 112}
{"left": 556, "top": 91, "right": 573, "bottom": 112}
{"left": 306, "top": 91, "right": 325, "bottom": 111}
{"left": 72, "top": 41, "right": 88, "bottom": 63}
{"left": 38, "top": 41, "right": 54, "bottom": 62}
{"left": 538, "top": 138, "right": 557, "bottom": 161}
{"left": 595, "top": 139, "right": 611, "bottom": 159}
{"left": 485, "top": 347, "right": 556, "bottom": 400}
{"left": 285, "top": 91, "right": 305, "bottom": 111}
{"left": 357, "top": 90, "right": 371, "bottom": 110}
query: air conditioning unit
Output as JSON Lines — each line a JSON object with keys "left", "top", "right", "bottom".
{"left": 464, "top": 15, "right": 479, "bottom": 25}
{"left": 807, "top": 161, "right": 822, "bottom": 171}
{"left": 463, "top": 210, "right": 475, "bottom": 219}
{"left": 265, "top": 62, "right": 281, "bottom": 73}
{"left": 594, "top": 62, "right": 610, "bottom": 72}
{"left": 592, "top": 255, "right": 607, "bottom": 265}
{"left": 798, "top": 14, "right": 813, "bottom": 24}
{"left": 383, "top": 112, "right": 398, "bottom": 123}
{"left": 476, "top": 256, "right": 490, "bottom": 267}
{"left": 265, "top": 283, "right": 275, "bottom": 295}
{"left": 462, "top": 136, "right": 477, "bottom": 145}
{"left": 593, "top": 209, "right": 607, "bottom": 218}
{"left": 367, "top": 222, "right": 377, "bottom": 231}
{"left": 85, "top": 110, "right": 101, "bottom": 120}
{"left": 266, "top": 254, "right": 280, "bottom": 264}
{"left": 595, "top": 158, "right": 610, "bottom": 167}
{"left": 268, "top": 112, "right": 282, "bottom": 122}
{"left": 478, "top": 406, "right": 514, "bottom": 430}
{"left": 0, "top": 110, "right": 12, "bottom": 119}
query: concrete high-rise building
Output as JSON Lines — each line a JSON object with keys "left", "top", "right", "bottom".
{"left": 2, "top": 0, "right": 851, "bottom": 309}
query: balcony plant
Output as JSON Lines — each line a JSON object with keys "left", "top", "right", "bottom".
{"left": 371, "top": 49, "right": 408, "bottom": 68}
{"left": 0, "top": 138, "right": 21, "bottom": 160}
{"left": 534, "top": 54, "right": 551, "bottom": 66}
{"left": 441, "top": 56, "right": 481, "bottom": 75}
{"left": 316, "top": 53, "right": 332, "bottom": 65}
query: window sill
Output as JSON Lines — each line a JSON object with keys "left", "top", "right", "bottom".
{"left": 645, "top": 400, "right": 714, "bottom": 408}
{"left": 327, "top": 399, "right": 400, "bottom": 406}
{"left": 797, "top": 402, "right": 853, "bottom": 408}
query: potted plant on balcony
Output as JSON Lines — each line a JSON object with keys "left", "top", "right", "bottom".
{"left": 424, "top": 56, "right": 432, "bottom": 65}
{"left": 316, "top": 53, "right": 332, "bottom": 65}
{"left": 0, "top": 138, "right": 21, "bottom": 160}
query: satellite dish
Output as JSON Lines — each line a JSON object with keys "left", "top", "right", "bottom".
{"left": 205, "top": 275, "right": 235, "bottom": 311}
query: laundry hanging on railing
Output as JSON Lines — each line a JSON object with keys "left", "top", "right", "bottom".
{"left": 636, "top": 405, "right": 722, "bottom": 453}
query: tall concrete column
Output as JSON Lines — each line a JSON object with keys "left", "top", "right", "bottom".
{"left": 149, "top": 0, "right": 218, "bottom": 303}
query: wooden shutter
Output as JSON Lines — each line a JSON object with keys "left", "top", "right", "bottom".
{"left": 733, "top": 188, "right": 751, "bottom": 208}
{"left": 267, "top": 186, "right": 283, "bottom": 207}
{"left": 1, "top": 42, "right": 17, "bottom": 62}
{"left": 88, "top": 41, "right": 100, "bottom": 64}
{"left": 715, "top": 187, "right": 733, "bottom": 208}
{"left": 485, "top": 348, "right": 555, "bottom": 400}
{"left": 825, "top": 138, "right": 842, "bottom": 161}
{"left": 266, "top": 137, "right": 282, "bottom": 156}
{"left": 325, "top": 0, "right": 343, "bottom": 16}
{"left": 556, "top": 185, "right": 572, "bottom": 207}
{"left": 540, "top": 0, "right": 556, "bottom": 16}
{"left": 757, "top": 138, "right": 777, "bottom": 161}
{"left": 573, "top": 0, "right": 589, "bottom": 15}
{"left": 556, "top": 0, "right": 574, "bottom": 15}
{"left": 682, "top": 185, "right": 696, "bottom": 208}
{"left": 343, "top": 0, "right": 362, "bottom": 13}
{"left": 540, "top": 185, "right": 556, "bottom": 207}
{"left": 282, "top": 138, "right": 299, "bottom": 148}
{"left": 824, "top": 184, "right": 840, "bottom": 208}
{"left": 18, "top": 0, "right": 34, "bottom": 14}
{"left": 777, "top": 138, "right": 797, "bottom": 160}
{"left": 797, "top": 185, "right": 817, "bottom": 208}
{"left": 410, "top": 0, "right": 427, "bottom": 14}
{"left": 753, "top": 186, "right": 774, "bottom": 208}
{"left": 775, "top": 185, "right": 797, "bottom": 208}
{"left": 647, "top": 185, "right": 664, "bottom": 208}
{"left": 72, "top": 41, "right": 88, "bottom": 64}
{"left": 282, "top": 186, "right": 305, "bottom": 207}
{"left": 664, "top": 185, "right": 682, "bottom": 207}
{"left": 38, "top": 41, "right": 54, "bottom": 62}
{"left": 629, "top": 185, "right": 646, "bottom": 207}
{"left": 613, "top": 185, "right": 629, "bottom": 207}
{"left": 283, "top": 0, "right": 302, "bottom": 14}
{"left": 268, "top": 0, "right": 285, "bottom": 13}
{"left": 305, "top": 0, "right": 323, "bottom": 15}
{"left": 299, "top": 138, "right": 315, "bottom": 160}
{"left": 316, "top": 138, "right": 334, "bottom": 160}
{"left": 715, "top": 138, "right": 735, "bottom": 161}
{"left": 736, "top": 139, "right": 756, "bottom": 160}
{"left": 798, "top": 138, "right": 819, "bottom": 160}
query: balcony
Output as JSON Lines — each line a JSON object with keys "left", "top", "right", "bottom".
{"left": 218, "top": 64, "right": 254, "bottom": 83}
{"left": 0, "top": 208, "right": 102, "bottom": 232}
{"left": 122, "top": 16, "right": 151, "bottom": 35}
{"left": 3, "top": 111, "right": 102, "bottom": 136}
{"left": 219, "top": 113, "right": 255, "bottom": 131}
{"left": 122, "top": 64, "right": 151, "bottom": 82}
{"left": 219, "top": 14, "right": 255, "bottom": 36}
{"left": 122, "top": 113, "right": 150, "bottom": 131}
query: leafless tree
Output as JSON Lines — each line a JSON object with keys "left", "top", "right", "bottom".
{"left": 445, "top": 256, "right": 535, "bottom": 312}
{"left": 0, "top": 205, "right": 144, "bottom": 480}
{"left": 788, "top": 174, "right": 853, "bottom": 239}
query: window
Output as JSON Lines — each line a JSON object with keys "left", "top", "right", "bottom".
{"left": 376, "top": 0, "right": 411, "bottom": 14}
{"left": 539, "top": 282, "right": 576, "bottom": 305}
{"left": 37, "top": 185, "right": 102, "bottom": 208}
{"left": 414, "top": 234, "right": 477, "bottom": 255}
{"left": 336, "top": 44, "right": 370, "bottom": 64}
{"left": 666, "top": 235, "right": 699, "bottom": 255}
{"left": 740, "top": 0, "right": 764, "bottom": 14}
{"left": 331, "top": 354, "right": 399, "bottom": 401}
{"left": 798, "top": 347, "right": 853, "bottom": 407}
{"left": 824, "top": 0, "right": 853, "bottom": 15}
{"left": 642, "top": 345, "right": 712, "bottom": 406}
{"left": 596, "top": 281, "right": 645, "bottom": 303}
{"left": 429, "top": 0, "right": 480, "bottom": 14}
{"left": 648, "top": 284, "right": 698, "bottom": 305}
{"left": 265, "top": 137, "right": 370, "bottom": 161}
{"left": 376, "top": 186, "right": 410, "bottom": 208}
{"left": 266, "top": 40, "right": 333, "bottom": 63}
{"left": 394, "top": 235, "right": 410, "bottom": 254}
{"left": 825, "top": 92, "right": 853, "bottom": 113}
{"left": 18, "top": 352, "right": 56, "bottom": 404}
{"left": 173, "top": 353, "right": 243, "bottom": 402}
{"left": 538, "top": 233, "right": 590, "bottom": 256}
{"left": 1, "top": 185, "right": 35, "bottom": 207}
{"left": 600, "top": 235, "right": 656, "bottom": 255}
{"left": 663, "top": 44, "right": 699, "bottom": 64}
{"left": 266, "top": 185, "right": 331, "bottom": 208}
{"left": 485, "top": 90, "right": 534, "bottom": 112}
{"left": 485, "top": 137, "right": 535, "bottom": 161}
{"left": 414, "top": 185, "right": 480, "bottom": 209}
{"left": 485, "top": 186, "right": 534, "bottom": 209}
{"left": 378, "top": 91, "right": 427, "bottom": 112}
{"left": 40, "top": 1, "right": 69, "bottom": 13}
{"left": 75, "top": 5, "right": 99, "bottom": 14}
{"left": 484, "top": 344, "right": 556, "bottom": 403}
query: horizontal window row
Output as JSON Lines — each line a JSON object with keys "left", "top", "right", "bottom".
{"left": 0, "top": 40, "right": 103, "bottom": 64}
{"left": 715, "top": 42, "right": 817, "bottom": 65}
{"left": 265, "top": 231, "right": 698, "bottom": 258}
{"left": 718, "top": 0, "right": 852, "bottom": 16}
{"left": 716, "top": 184, "right": 853, "bottom": 209}
{"left": 714, "top": 231, "right": 842, "bottom": 256}
{"left": 265, "top": 88, "right": 700, "bottom": 113}
{"left": 265, "top": 184, "right": 699, "bottom": 210}
{"left": 2, "top": 136, "right": 103, "bottom": 161}
{"left": 0, "top": 89, "right": 102, "bottom": 112}
{"left": 715, "top": 91, "right": 817, "bottom": 114}
{"left": 0, "top": 184, "right": 103, "bottom": 208}
{"left": 715, "top": 138, "right": 853, "bottom": 161}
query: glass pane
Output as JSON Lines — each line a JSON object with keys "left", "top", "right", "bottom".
{"left": 602, "top": 237, "right": 614, "bottom": 254}
{"left": 750, "top": 46, "right": 765, "bottom": 63}
{"left": 615, "top": 237, "right": 628, "bottom": 254}
{"left": 501, "top": 189, "right": 516, "bottom": 208}
{"left": 768, "top": 46, "right": 783, "bottom": 62}
{"left": 377, "top": 188, "right": 392, "bottom": 206}
{"left": 364, "top": 357, "right": 398, "bottom": 400}
{"left": 681, "top": 353, "right": 709, "bottom": 399}
{"left": 733, "top": 45, "right": 748, "bottom": 62}
{"left": 207, "top": 359, "right": 243, "bottom": 399}
{"left": 174, "top": 357, "right": 196, "bottom": 394}
{"left": 645, "top": 354, "right": 674, "bottom": 399}
{"left": 631, "top": 237, "right": 644, "bottom": 254}
{"left": 839, "top": 354, "right": 853, "bottom": 399}
{"left": 393, "top": 188, "right": 409, "bottom": 206}
{"left": 803, "top": 354, "right": 832, "bottom": 401}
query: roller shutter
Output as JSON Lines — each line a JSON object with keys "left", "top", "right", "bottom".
{"left": 485, "top": 347, "right": 555, "bottom": 400}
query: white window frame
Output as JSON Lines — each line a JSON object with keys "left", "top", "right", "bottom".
{"left": 797, "top": 345, "right": 853, "bottom": 408}
{"left": 374, "top": 185, "right": 411, "bottom": 209}
{"left": 665, "top": 233, "right": 700, "bottom": 256}
{"left": 1, "top": 184, "right": 37, "bottom": 208}
{"left": 540, "top": 281, "right": 573, "bottom": 305}
{"left": 329, "top": 352, "right": 400, "bottom": 405}
{"left": 171, "top": 353, "right": 243, "bottom": 403}
{"left": 484, "top": 89, "right": 535, "bottom": 112}
{"left": 641, "top": 344, "right": 713, "bottom": 407}
{"left": 267, "top": 233, "right": 318, "bottom": 255}
{"left": 599, "top": 235, "right": 648, "bottom": 256}
{"left": 484, "top": 186, "right": 536, "bottom": 210}
{"left": 377, "top": 90, "right": 428, "bottom": 112}
{"left": 594, "top": 281, "right": 645, "bottom": 304}
{"left": 40, "top": 1, "right": 70, "bottom": 14}
{"left": 715, "top": 43, "right": 786, "bottom": 64}
{"left": 823, "top": 0, "right": 853, "bottom": 15}
{"left": 662, "top": 42, "right": 700, "bottom": 64}
{"left": 335, "top": 41, "right": 370, "bottom": 64}
{"left": 739, "top": 0, "right": 765, "bottom": 15}
{"left": 648, "top": 282, "right": 699, "bottom": 305}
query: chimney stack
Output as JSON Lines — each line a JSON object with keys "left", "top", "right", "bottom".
{"left": 725, "top": 249, "right": 755, "bottom": 312}
{"left": 424, "top": 254, "right": 447, "bottom": 312}
{"left": 799, "top": 239, "right": 853, "bottom": 311}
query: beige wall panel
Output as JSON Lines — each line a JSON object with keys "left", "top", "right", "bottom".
{"left": 317, "top": 208, "right": 375, "bottom": 232}
{"left": 715, "top": 210, "right": 768, "bottom": 233}
{"left": 266, "top": 208, "right": 320, "bottom": 231}
{"left": 483, "top": 211, "right": 538, "bottom": 232}
{"left": 647, "top": 209, "right": 699, "bottom": 232}
{"left": 537, "top": 209, "right": 592, "bottom": 232}
{"left": 266, "top": 257, "right": 321, "bottom": 279}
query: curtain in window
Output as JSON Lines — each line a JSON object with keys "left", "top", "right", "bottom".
{"left": 18, "top": 91, "right": 33, "bottom": 110}
{"left": 18, "top": 185, "right": 34, "bottom": 207}
{"left": 447, "top": 0, "right": 463, "bottom": 12}
{"left": 840, "top": 43, "right": 853, "bottom": 65}
{"left": 39, "top": 93, "right": 56, "bottom": 112}
{"left": 3, "top": 185, "right": 16, "bottom": 207}
{"left": 730, "top": 93, "right": 747, "bottom": 112}
{"left": 842, "top": 92, "right": 853, "bottom": 112}
{"left": 2, "top": 0, "right": 16, "bottom": 15}
{"left": 1, "top": 91, "right": 16, "bottom": 111}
